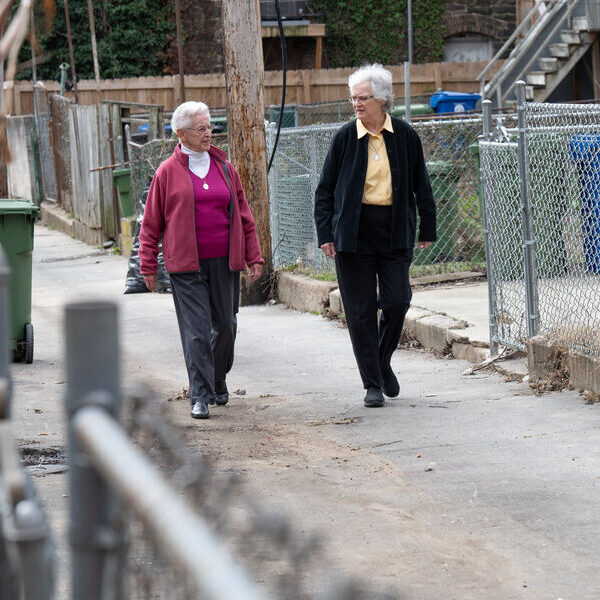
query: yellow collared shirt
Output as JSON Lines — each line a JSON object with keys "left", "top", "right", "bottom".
{"left": 356, "top": 113, "right": 394, "bottom": 206}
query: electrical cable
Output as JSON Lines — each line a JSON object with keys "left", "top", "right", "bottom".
{"left": 267, "top": 0, "right": 287, "bottom": 173}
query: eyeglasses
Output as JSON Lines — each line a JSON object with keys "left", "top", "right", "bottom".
{"left": 349, "top": 95, "right": 374, "bottom": 104}
{"left": 186, "top": 125, "right": 214, "bottom": 134}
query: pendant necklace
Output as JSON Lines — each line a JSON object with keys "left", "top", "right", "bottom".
{"left": 200, "top": 178, "right": 209, "bottom": 190}
{"left": 369, "top": 137, "right": 385, "bottom": 161}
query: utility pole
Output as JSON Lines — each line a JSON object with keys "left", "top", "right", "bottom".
{"left": 64, "top": 0, "right": 79, "bottom": 102}
{"left": 404, "top": 0, "right": 412, "bottom": 123}
{"left": 86, "top": 0, "right": 101, "bottom": 104}
{"left": 174, "top": 0, "right": 185, "bottom": 103}
{"left": 221, "top": 0, "right": 272, "bottom": 304}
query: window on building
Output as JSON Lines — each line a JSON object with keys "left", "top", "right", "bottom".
{"left": 444, "top": 35, "right": 494, "bottom": 62}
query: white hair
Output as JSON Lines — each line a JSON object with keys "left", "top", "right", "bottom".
{"left": 170, "top": 101, "right": 210, "bottom": 133}
{"left": 348, "top": 64, "right": 394, "bottom": 112}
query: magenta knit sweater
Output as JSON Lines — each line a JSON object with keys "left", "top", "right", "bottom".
{"left": 191, "top": 164, "right": 230, "bottom": 259}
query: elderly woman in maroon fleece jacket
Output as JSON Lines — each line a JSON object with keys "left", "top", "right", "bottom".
{"left": 139, "top": 101, "right": 264, "bottom": 420}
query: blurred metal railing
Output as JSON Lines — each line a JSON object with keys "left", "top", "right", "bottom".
{"left": 480, "top": 81, "right": 600, "bottom": 357}
{"left": 64, "top": 301, "right": 266, "bottom": 600}
{"left": 64, "top": 301, "right": 396, "bottom": 600}
{"left": 0, "top": 247, "right": 54, "bottom": 600}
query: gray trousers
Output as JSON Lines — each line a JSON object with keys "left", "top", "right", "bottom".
{"left": 169, "top": 257, "right": 240, "bottom": 405}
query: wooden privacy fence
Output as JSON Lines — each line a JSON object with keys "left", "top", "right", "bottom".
{"left": 5, "top": 60, "right": 502, "bottom": 115}
{"left": 5, "top": 115, "right": 40, "bottom": 203}
{"left": 6, "top": 90, "right": 163, "bottom": 244}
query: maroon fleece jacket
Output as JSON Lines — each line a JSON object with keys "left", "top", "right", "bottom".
{"left": 139, "top": 144, "right": 264, "bottom": 275}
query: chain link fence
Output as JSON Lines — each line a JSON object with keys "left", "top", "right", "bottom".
{"left": 267, "top": 113, "right": 485, "bottom": 275}
{"left": 481, "top": 87, "right": 600, "bottom": 357}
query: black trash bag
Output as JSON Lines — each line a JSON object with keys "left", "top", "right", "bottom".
{"left": 124, "top": 186, "right": 172, "bottom": 294}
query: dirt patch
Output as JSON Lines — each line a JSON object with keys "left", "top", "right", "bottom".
{"left": 20, "top": 444, "right": 66, "bottom": 466}
{"left": 160, "top": 394, "right": 533, "bottom": 600}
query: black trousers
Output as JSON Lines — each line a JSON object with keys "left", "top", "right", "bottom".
{"left": 169, "top": 257, "right": 240, "bottom": 405}
{"left": 335, "top": 205, "right": 413, "bottom": 390}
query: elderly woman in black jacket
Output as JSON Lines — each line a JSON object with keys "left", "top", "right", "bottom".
{"left": 314, "top": 63, "right": 436, "bottom": 408}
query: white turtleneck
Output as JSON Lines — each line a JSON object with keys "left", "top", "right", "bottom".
{"left": 180, "top": 143, "right": 210, "bottom": 179}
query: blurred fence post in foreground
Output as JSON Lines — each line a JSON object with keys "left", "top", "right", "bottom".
{"left": 0, "top": 246, "right": 54, "bottom": 600}
{"left": 65, "top": 301, "right": 123, "bottom": 600}
{"left": 65, "top": 301, "right": 266, "bottom": 600}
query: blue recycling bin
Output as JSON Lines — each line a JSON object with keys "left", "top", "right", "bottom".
{"left": 568, "top": 133, "right": 600, "bottom": 273}
{"left": 430, "top": 91, "right": 481, "bottom": 114}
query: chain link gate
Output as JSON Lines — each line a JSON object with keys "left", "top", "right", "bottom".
{"left": 481, "top": 82, "right": 600, "bottom": 357}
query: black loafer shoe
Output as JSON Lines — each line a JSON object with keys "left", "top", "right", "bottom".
{"left": 191, "top": 401, "right": 210, "bottom": 419}
{"left": 364, "top": 387, "right": 385, "bottom": 408}
{"left": 382, "top": 367, "right": 399, "bottom": 398}
{"left": 215, "top": 392, "right": 229, "bottom": 406}
{"left": 214, "top": 381, "right": 229, "bottom": 406}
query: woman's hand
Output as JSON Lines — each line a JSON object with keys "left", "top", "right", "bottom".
{"left": 416, "top": 241, "right": 433, "bottom": 250}
{"left": 249, "top": 263, "right": 263, "bottom": 281}
{"left": 320, "top": 242, "right": 336, "bottom": 258}
{"left": 143, "top": 273, "right": 157, "bottom": 292}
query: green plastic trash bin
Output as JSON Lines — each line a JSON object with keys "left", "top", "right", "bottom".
{"left": 390, "top": 104, "right": 434, "bottom": 118}
{"left": 413, "top": 161, "right": 461, "bottom": 265}
{"left": 528, "top": 132, "right": 567, "bottom": 278}
{"left": 211, "top": 115, "right": 228, "bottom": 134}
{"left": 268, "top": 105, "right": 298, "bottom": 127}
{"left": 113, "top": 168, "right": 134, "bottom": 218}
{"left": 0, "top": 199, "right": 39, "bottom": 363}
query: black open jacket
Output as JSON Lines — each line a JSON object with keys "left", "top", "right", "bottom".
{"left": 314, "top": 116, "right": 436, "bottom": 252}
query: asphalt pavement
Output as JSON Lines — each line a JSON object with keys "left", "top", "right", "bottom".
{"left": 7, "top": 225, "right": 600, "bottom": 599}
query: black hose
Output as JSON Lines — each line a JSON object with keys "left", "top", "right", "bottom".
{"left": 267, "top": 0, "right": 287, "bottom": 173}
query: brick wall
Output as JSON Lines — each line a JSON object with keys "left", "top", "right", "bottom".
{"left": 445, "top": 1, "right": 516, "bottom": 51}
{"left": 180, "top": 0, "right": 225, "bottom": 74}
{"left": 176, "top": 0, "right": 517, "bottom": 74}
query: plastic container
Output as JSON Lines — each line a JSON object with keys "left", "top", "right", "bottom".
{"left": 389, "top": 104, "right": 434, "bottom": 118}
{"left": 413, "top": 161, "right": 461, "bottom": 265}
{"left": 211, "top": 116, "right": 228, "bottom": 134}
{"left": 429, "top": 91, "right": 481, "bottom": 114}
{"left": 268, "top": 105, "right": 298, "bottom": 127}
{"left": 569, "top": 133, "right": 600, "bottom": 273}
{"left": 113, "top": 168, "right": 134, "bottom": 218}
{"left": 0, "top": 199, "right": 39, "bottom": 363}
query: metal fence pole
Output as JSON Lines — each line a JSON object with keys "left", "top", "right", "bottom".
{"left": 0, "top": 248, "right": 11, "bottom": 418}
{"left": 0, "top": 249, "right": 53, "bottom": 600}
{"left": 515, "top": 81, "right": 539, "bottom": 338}
{"left": 74, "top": 405, "right": 266, "bottom": 600}
{"left": 480, "top": 100, "right": 499, "bottom": 356}
{"left": 0, "top": 245, "right": 16, "bottom": 600}
{"left": 65, "top": 302, "right": 123, "bottom": 600}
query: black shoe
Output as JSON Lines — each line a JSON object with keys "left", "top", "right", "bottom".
{"left": 215, "top": 392, "right": 229, "bottom": 406}
{"left": 214, "top": 381, "right": 229, "bottom": 406}
{"left": 364, "top": 387, "right": 385, "bottom": 408}
{"left": 191, "top": 401, "right": 210, "bottom": 419}
{"left": 382, "top": 366, "right": 399, "bottom": 398}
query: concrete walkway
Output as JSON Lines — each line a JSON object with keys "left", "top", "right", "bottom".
{"left": 8, "top": 225, "right": 600, "bottom": 599}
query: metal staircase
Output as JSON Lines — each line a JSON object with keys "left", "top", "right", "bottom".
{"left": 478, "top": 0, "right": 596, "bottom": 107}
